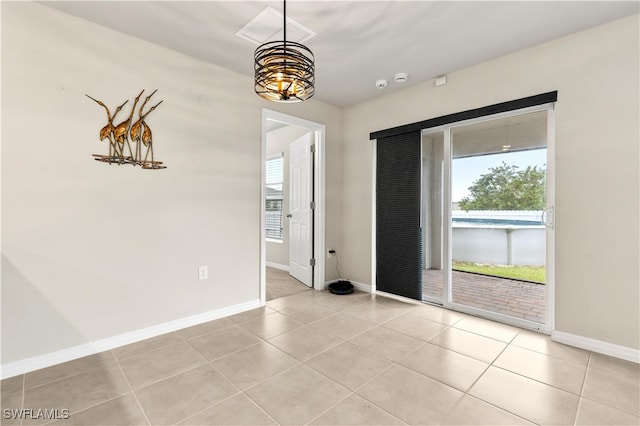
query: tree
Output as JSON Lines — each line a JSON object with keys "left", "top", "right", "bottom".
{"left": 458, "top": 162, "right": 546, "bottom": 211}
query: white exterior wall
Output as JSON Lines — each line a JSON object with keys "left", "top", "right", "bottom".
{"left": 512, "top": 228, "right": 546, "bottom": 265}
{"left": 453, "top": 228, "right": 508, "bottom": 265}
{"left": 452, "top": 226, "right": 545, "bottom": 266}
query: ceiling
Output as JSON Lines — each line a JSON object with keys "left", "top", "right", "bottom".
{"left": 42, "top": 1, "right": 639, "bottom": 108}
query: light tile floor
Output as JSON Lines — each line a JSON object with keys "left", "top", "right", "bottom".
{"left": 266, "top": 267, "right": 310, "bottom": 301}
{"left": 2, "top": 290, "right": 638, "bottom": 425}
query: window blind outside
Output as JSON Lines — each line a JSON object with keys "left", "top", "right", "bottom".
{"left": 266, "top": 155, "right": 284, "bottom": 240}
{"left": 376, "top": 131, "right": 422, "bottom": 301}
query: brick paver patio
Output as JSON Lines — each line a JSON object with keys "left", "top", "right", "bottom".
{"left": 422, "top": 269, "right": 546, "bottom": 323}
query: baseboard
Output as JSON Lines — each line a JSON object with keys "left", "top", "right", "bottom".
{"left": 351, "top": 280, "right": 372, "bottom": 293}
{"left": 266, "top": 261, "right": 289, "bottom": 272}
{"left": 0, "top": 299, "right": 262, "bottom": 379}
{"left": 551, "top": 330, "right": 640, "bottom": 364}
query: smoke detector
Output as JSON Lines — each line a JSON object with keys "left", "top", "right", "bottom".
{"left": 375, "top": 79, "right": 388, "bottom": 89}
{"left": 394, "top": 73, "right": 409, "bottom": 83}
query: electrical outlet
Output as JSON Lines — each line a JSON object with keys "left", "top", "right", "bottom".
{"left": 198, "top": 266, "right": 208, "bottom": 280}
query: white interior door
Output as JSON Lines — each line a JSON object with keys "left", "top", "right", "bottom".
{"left": 289, "top": 132, "right": 313, "bottom": 287}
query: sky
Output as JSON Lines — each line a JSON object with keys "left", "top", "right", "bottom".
{"left": 452, "top": 148, "right": 547, "bottom": 202}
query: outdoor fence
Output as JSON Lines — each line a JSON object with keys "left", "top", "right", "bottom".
{"left": 452, "top": 210, "right": 545, "bottom": 266}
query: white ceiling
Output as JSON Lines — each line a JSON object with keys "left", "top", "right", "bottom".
{"left": 42, "top": 1, "right": 639, "bottom": 108}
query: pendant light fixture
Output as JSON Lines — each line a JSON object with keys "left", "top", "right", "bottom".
{"left": 254, "top": 0, "right": 315, "bottom": 102}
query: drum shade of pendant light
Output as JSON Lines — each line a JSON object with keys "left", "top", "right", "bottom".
{"left": 254, "top": 0, "right": 315, "bottom": 102}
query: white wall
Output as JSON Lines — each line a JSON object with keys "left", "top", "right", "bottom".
{"left": 342, "top": 15, "right": 639, "bottom": 350}
{"left": 1, "top": 3, "right": 342, "bottom": 366}
{"left": 265, "top": 125, "right": 311, "bottom": 268}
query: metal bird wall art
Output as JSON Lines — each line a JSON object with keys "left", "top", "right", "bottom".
{"left": 86, "top": 89, "right": 166, "bottom": 169}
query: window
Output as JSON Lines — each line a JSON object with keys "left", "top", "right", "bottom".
{"left": 266, "top": 153, "right": 284, "bottom": 240}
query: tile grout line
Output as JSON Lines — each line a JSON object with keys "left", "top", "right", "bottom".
{"left": 306, "top": 357, "right": 408, "bottom": 426}
{"left": 355, "top": 361, "right": 413, "bottom": 424}
{"left": 174, "top": 318, "right": 237, "bottom": 341}
{"left": 114, "top": 334, "right": 192, "bottom": 363}
{"left": 425, "top": 326, "right": 500, "bottom": 365}
{"left": 204, "top": 339, "right": 302, "bottom": 395}
{"left": 301, "top": 391, "right": 353, "bottom": 426}
{"left": 378, "top": 315, "right": 453, "bottom": 344}
{"left": 450, "top": 320, "right": 522, "bottom": 345}
{"left": 241, "top": 390, "right": 281, "bottom": 426}
{"left": 341, "top": 310, "right": 468, "bottom": 421}
{"left": 187, "top": 322, "right": 247, "bottom": 339}
{"left": 488, "top": 360, "right": 589, "bottom": 397}
{"left": 22, "top": 370, "right": 86, "bottom": 393}
{"left": 241, "top": 320, "right": 305, "bottom": 343}
{"left": 265, "top": 324, "right": 348, "bottom": 362}
{"left": 234, "top": 359, "right": 308, "bottom": 425}
{"left": 262, "top": 319, "right": 410, "bottom": 426}
{"left": 301, "top": 308, "right": 470, "bottom": 419}
{"left": 118, "top": 351, "right": 211, "bottom": 392}
{"left": 110, "top": 350, "right": 153, "bottom": 426}
{"left": 20, "top": 354, "right": 137, "bottom": 426}
{"left": 464, "top": 328, "right": 587, "bottom": 425}
{"left": 205, "top": 339, "right": 265, "bottom": 363}
{"left": 235, "top": 300, "right": 411, "bottom": 425}
{"left": 391, "top": 333, "right": 529, "bottom": 425}
{"left": 198, "top": 297, "right": 386, "bottom": 404}
{"left": 275, "top": 308, "right": 341, "bottom": 328}
{"left": 573, "top": 352, "right": 593, "bottom": 426}
{"left": 43, "top": 391, "right": 143, "bottom": 426}
{"left": 172, "top": 362, "right": 246, "bottom": 425}
{"left": 40, "top": 351, "right": 151, "bottom": 425}
{"left": 235, "top": 358, "right": 304, "bottom": 395}
{"left": 20, "top": 373, "right": 25, "bottom": 426}
{"left": 393, "top": 339, "right": 489, "bottom": 395}
{"left": 509, "top": 339, "right": 590, "bottom": 365}
{"left": 453, "top": 328, "right": 536, "bottom": 424}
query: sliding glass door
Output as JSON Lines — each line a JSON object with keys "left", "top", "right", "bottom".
{"left": 421, "top": 107, "right": 554, "bottom": 330}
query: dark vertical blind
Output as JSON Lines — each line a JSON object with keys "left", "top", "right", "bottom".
{"left": 376, "top": 131, "right": 422, "bottom": 300}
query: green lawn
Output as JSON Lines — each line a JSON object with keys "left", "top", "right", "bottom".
{"left": 452, "top": 261, "right": 545, "bottom": 284}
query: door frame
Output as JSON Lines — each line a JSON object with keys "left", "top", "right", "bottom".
{"left": 260, "top": 109, "right": 326, "bottom": 305}
{"left": 371, "top": 103, "right": 555, "bottom": 332}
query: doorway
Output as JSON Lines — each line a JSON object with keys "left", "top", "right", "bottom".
{"left": 260, "top": 109, "right": 326, "bottom": 305}
{"left": 421, "top": 107, "right": 555, "bottom": 331}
